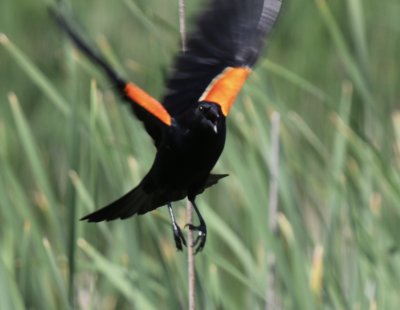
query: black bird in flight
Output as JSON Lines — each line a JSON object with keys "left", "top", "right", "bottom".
{"left": 53, "top": 0, "right": 282, "bottom": 253}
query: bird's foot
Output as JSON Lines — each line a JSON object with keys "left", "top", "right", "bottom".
{"left": 172, "top": 223, "right": 187, "bottom": 251}
{"left": 185, "top": 223, "right": 207, "bottom": 254}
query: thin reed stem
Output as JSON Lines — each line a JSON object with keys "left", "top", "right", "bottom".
{"left": 178, "top": 0, "right": 195, "bottom": 309}
{"left": 266, "top": 112, "right": 281, "bottom": 310}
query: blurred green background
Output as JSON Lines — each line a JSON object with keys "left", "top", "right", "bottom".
{"left": 1, "top": 0, "right": 400, "bottom": 309}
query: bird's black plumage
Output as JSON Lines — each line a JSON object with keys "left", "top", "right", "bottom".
{"left": 53, "top": 0, "right": 282, "bottom": 253}
{"left": 163, "top": 0, "right": 282, "bottom": 116}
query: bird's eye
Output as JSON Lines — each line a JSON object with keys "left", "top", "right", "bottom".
{"left": 199, "top": 106, "right": 204, "bottom": 111}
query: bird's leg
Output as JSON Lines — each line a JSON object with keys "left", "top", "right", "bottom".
{"left": 167, "top": 202, "right": 187, "bottom": 250}
{"left": 185, "top": 200, "right": 207, "bottom": 254}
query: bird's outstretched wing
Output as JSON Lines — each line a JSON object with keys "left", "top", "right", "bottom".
{"left": 52, "top": 10, "right": 171, "bottom": 146}
{"left": 162, "top": 0, "right": 282, "bottom": 117}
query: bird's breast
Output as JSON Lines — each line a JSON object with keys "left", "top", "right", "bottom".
{"left": 151, "top": 123, "right": 226, "bottom": 189}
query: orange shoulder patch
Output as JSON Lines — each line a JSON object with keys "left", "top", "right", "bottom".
{"left": 124, "top": 83, "right": 172, "bottom": 126}
{"left": 200, "top": 67, "right": 251, "bottom": 116}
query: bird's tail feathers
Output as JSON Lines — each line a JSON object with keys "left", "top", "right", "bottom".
{"left": 81, "top": 185, "right": 153, "bottom": 222}
{"left": 81, "top": 174, "right": 229, "bottom": 222}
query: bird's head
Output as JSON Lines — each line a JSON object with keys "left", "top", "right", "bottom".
{"left": 196, "top": 101, "right": 224, "bottom": 134}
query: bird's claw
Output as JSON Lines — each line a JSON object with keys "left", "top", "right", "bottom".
{"left": 185, "top": 223, "right": 207, "bottom": 254}
{"left": 172, "top": 224, "right": 187, "bottom": 251}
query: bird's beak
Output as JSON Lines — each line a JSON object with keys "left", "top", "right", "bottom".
{"left": 206, "top": 108, "right": 219, "bottom": 134}
{"left": 212, "top": 124, "right": 218, "bottom": 134}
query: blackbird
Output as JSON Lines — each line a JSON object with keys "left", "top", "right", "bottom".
{"left": 53, "top": 0, "right": 282, "bottom": 253}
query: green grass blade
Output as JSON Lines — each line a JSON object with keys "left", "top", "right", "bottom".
{"left": 0, "top": 34, "right": 71, "bottom": 116}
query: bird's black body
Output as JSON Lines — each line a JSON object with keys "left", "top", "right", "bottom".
{"left": 148, "top": 105, "right": 226, "bottom": 202}
{"left": 53, "top": 0, "right": 282, "bottom": 252}
{"left": 88, "top": 102, "right": 226, "bottom": 221}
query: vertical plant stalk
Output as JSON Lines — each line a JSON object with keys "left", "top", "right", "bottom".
{"left": 178, "top": 0, "right": 187, "bottom": 53}
{"left": 266, "top": 112, "right": 281, "bottom": 310}
{"left": 186, "top": 201, "right": 196, "bottom": 310}
{"left": 178, "top": 0, "right": 195, "bottom": 309}
{"left": 58, "top": 0, "right": 78, "bottom": 305}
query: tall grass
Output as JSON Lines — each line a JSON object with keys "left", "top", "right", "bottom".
{"left": 1, "top": 0, "right": 400, "bottom": 308}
